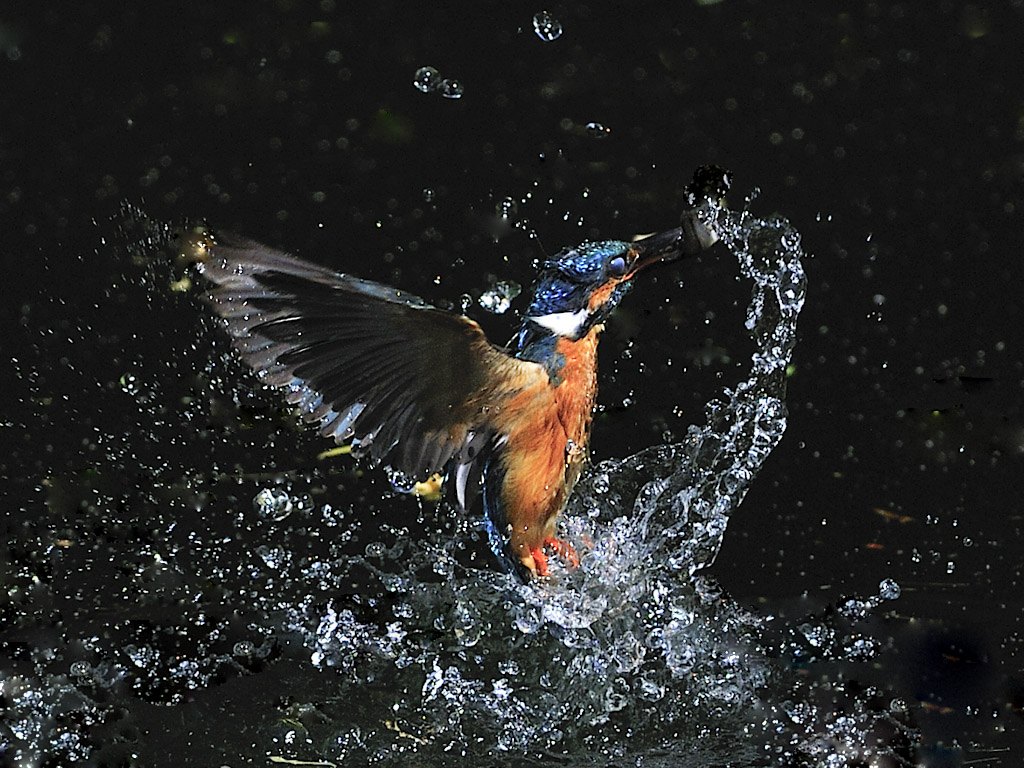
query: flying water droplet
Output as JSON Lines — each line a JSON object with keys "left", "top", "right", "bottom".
{"left": 125, "top": 644, "right": 156, "bottom": 668}
{"left": 415, "top": 67, "right": 465, "bottom": 99}
{"left": 878, "top": 578, "right": 901, "bottom": 601}
{"left": 496, "top": 196, "right": 518, "bottom": 218}
{"left": 413, "top": 66, "right": 441, "bottom": 92}
{"left": 254, "top": 487, "right": 294, "bottom": 521}
{"left": 120, "top": 372, "right": 140, "bottom": 396}
{"left": 232, "top": 641, "right": 255, "bottom": 657}
{"left": 777, "top": 263, "right": 806, "bottom": 312}
{"left": 585, "top": 121, "right": 611, "bottom": 138}
{"left": 438, "top": 78, "right": 464, "bottom": 99}
{"left": 478, "top": 280, "right": 522, "bottom": 314}
{"left": 532, "top": 11, "right": 563, "bottom": 41}
{"left": 843, "top": 635, "right": 881, "bottom": 661}
{"left": 256, "top": 545, "right": 288, "bottom": 569}
{"left": 385, "top": 466, "right": 418, "bottom": 493}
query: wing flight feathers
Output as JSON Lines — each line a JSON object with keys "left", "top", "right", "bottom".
{"left": 201, "top": 235, "right": 546, "bottom": 488}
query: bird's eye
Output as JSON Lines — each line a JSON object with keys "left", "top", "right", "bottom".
{"left": 608, "top": 256, "right": 628, "bottom": 276}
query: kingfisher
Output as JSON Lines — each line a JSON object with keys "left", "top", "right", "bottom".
{"left": 197, "top": 172, "right": 725, "bottom": 579}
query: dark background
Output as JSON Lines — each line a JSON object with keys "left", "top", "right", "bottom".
{"left": 2, "top": 1, "right": 1022, "bottom": 765}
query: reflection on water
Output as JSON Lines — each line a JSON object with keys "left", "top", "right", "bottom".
{"left": 2, "top": 203, "right": 920, "bottom": 766}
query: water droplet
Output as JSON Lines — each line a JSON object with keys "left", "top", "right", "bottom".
{"left": 843, "top": 635, "right": 880, "bottom": 661}
{"left": 532, "top": 11, "right": 563, "bottom": 41}
{"left": 799, "top": 621, "right": 836, "bottom": 648}
{"left": 496, "top": 196, "right": 518, "bottom": 218}
{"left": 254, "top": 487, "right": 294, "bottom": 521}
{"left": 119, "top": 370, "right": 157, "bottom": 404}
{"left": 233, "top": 640, "right": 255, "bottom": 657}
{"left": 585, "top": 121, "right": 611, "bottom": 138}
{"left": 878, "top": 578, "right": 901, "bottom": 600}
{"left": 513, "top": 605, "right": 543, "bottom": 634}
{"left": 637, "top": 676, "right": 665, "bottom": 701}
{"left": 478, "top": 279, "right": 522, "bottom": 314}
{"left": 776, "top": 264, "right": 806, "bottom": 311}
{"left": 438, "top": 78, "right": 464, "bottom": 99}
{"left": 837, "top": 598, "right": 870, "bottom": 621}
{"left": 125, "top": 644, "right": 156, "bottom": 668}
{"left": 385, "top": 466, "right": 417, "bottom": 493}
{"left": 422, "top": 187, "right": 435, "bottom": 202}
{"left": 120, "top": 372, "right": 140, "bottom": 395}
{"left": 256, "top": 545, "right": 288, "bottom": 569}
{"left": 412, "top": 66, "right": 440, "bottom": 92}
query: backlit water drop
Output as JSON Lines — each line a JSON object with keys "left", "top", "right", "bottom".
{"left": 438, "top": 78, "right": 464, "bottom": 99}
{"left": 478, "top": 279, "right": 521, "bottom": 314}
{"left": 532, "top": 11, "right": 563, "bottom": 41}
{"left": 412, "top": 66, "right": 441, "bottom": 93}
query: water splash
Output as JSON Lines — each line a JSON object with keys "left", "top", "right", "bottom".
{"left": 289, "top": 206, "right": 913, "bottom": 763}
{"left": 3, "top": 200, "right": 921, "bottom": 766}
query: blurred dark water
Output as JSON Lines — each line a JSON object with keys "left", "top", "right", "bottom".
{"left": 2, "top": 2, "right": 1022, "bottom": 765}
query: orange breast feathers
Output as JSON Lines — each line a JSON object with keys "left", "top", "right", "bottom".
{"left": 490, "top": 326, "right": 603, "bottom": 561}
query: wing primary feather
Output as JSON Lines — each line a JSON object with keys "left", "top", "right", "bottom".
{"left": 202, "top": 233, "right": 547, "bottom": 487}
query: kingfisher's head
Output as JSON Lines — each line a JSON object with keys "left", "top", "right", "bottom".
{"left": 521, "top": 218, "right": 717, "bottom": 344}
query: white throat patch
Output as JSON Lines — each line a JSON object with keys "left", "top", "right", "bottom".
{"left": 529, "top": 308, "right": 589, "bottom": 338}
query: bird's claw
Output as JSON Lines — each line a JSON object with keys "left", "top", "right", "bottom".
{"left": 528, "top": 536, "right": 580, "bottom": 577}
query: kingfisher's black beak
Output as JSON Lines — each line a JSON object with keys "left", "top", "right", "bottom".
{"left": 630, "top": 208, "right": 719, "bottom": 274}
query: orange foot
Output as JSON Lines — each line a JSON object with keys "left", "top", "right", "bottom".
{"left": 527, "top": 537, "right": 581, "bottom": 577}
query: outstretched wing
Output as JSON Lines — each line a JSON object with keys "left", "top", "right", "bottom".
{"left": 200, "top": 234, "right": 546, "bottom": 490}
